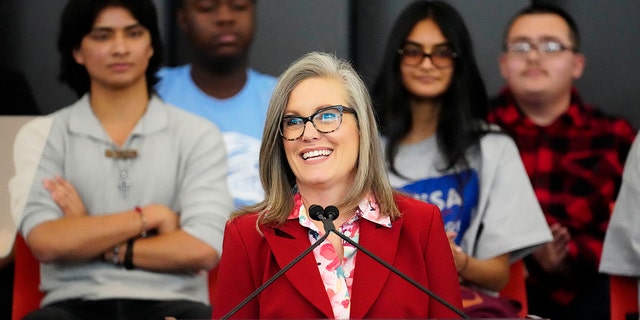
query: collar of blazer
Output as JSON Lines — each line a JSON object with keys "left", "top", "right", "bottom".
{"left": 263, "top": 217, "right": 404, "bottom": 318}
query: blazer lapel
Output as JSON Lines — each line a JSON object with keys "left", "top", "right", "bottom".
{"left": 349, "top": 217, "right": 404, "bottom": 318}
{"left": 263, "top": 221, "right": 334, "bottom": 318}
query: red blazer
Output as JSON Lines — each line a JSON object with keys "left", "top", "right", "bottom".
{"left": 212, "top": 194, "right": 463, "bottom": 319}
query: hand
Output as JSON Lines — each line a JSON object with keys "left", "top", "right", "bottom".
{"left": 446, "top": 231, "right": 468, "bottom": 273}
{"left": 43, "top": 176, "right": 87, "bottom": 217}
{"left": 532, "top": 223, "right": 570, "bottom": 273}
{"left": 140, "top": 204, "right": 180, "bottom": 234}
{"left": 446, "top": 231, "right": 458, "bottom": 252}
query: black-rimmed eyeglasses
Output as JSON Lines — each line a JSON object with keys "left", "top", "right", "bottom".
{"left": 398, "top": 43, "right": 457, "bottom": 68}
{"left": 279, "top": 105, "right": 357, "bottom": 141}
{"left": 504, "top": 40, "right": 575, "bottom": 56}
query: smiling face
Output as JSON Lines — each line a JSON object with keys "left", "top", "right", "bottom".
{"left": 283, "top": 77, "right": 360, "bottom": 193}
{"left": 400, "top": 18, "right": 454, "bottom": 99}
{"left": 72, "top": 6, "right": 154, "bottom": 92}
{"left": 499, "top": 13, "right": 584, "bottom": 101}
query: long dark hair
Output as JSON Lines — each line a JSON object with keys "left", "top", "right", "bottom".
{"left": 57, "top": 0, "right": 164, "bottom": 97}
{"left": 372, "top": 0, "right": 490, "bottom": 175}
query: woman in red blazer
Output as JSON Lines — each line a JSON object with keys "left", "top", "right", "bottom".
{"left": 212, "top": 52, "right": 463, "bottom": 319}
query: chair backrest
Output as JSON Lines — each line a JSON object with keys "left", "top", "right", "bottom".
{"left": 12, "top": 234, "right": 43, "bottom": 320}
{"left": 0, "top": 116, "right": 44, "bottom": 319}
{"left": 499, "top": 259, "right": 528, "bottom": 318}
{"left": 0, "top": 116, "right": 38, "bottom": 258}
{"left": 610, "top": 275, "right": 639, "bottom": 320}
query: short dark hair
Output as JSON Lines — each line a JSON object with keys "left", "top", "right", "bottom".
{"left": 57, "top": 0, "right": 164, "bottom": 97}
{"left": 503, "top": 3, "right": 581, "bottom": 52}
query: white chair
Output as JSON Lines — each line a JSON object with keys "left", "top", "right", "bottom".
{"left": 0, "top": 115, "right": 53, "bottom": 320}
{"left": 0, "top": 116, "right": 41, "bottom": 258}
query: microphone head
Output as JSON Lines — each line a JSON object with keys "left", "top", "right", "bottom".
{"left": 324, "top": 206, "right": 339, "bottom": 221}
{"left": 308, "top": 204, "right": 325, "bottom": 221}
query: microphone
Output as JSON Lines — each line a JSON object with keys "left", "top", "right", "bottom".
{"left": 220, "top": 204, "right": 329, "bottom": 320}
{"left": 309, "top": 204, "right": 338, "bottom": 233}
{"left": 309, "top": 204, "right": 326, "bottom": 221}
{"left": 311, "top": 205, "right": 470, "bottom": 319}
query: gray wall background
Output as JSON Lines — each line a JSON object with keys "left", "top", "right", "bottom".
{"left": 2, "top": 0, "right": 639, "bottom": 128}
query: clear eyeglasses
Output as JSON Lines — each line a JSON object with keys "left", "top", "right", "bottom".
{"left": 398, "top": 43, "right": 457, "bottom": 69}
{"left": 505, "top": 40, "right": 574, "bottom": 56}
{"left": 279, "top": 105, "right": 357, "bottom": 141}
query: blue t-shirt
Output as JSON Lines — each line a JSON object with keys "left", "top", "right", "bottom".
{"left": 156, "top": 66, "right": 277, "bottom": 208}
{"left": 398, "top": 169, "right": 479, "bottom": 245}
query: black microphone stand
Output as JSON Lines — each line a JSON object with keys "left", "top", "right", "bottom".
{"left": 314, "top": 206, "right": 471, "bottom": 319}
{"left": 220, "top": 205, "right": 329, "bottom": 320}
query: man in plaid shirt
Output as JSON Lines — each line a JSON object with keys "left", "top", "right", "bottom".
{"left": 488, "top": 4, "right": 636, "bottom": 320}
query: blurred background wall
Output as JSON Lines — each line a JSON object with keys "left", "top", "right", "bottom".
{"left": 2, "top": 0, "right": 639, "bottom": 127}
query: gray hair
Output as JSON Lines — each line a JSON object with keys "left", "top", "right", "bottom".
{"left": 233, "top": 51, "right": 399, "bottom": 224}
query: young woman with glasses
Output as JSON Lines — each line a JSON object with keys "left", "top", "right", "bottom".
{"left": 211, "top": 51, "right": 464, "bottom": 319}
{"left": 372, "top": 0, "right": 551, "bottom": 314}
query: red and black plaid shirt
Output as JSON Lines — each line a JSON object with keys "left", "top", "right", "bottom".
{"left": 488, "top": 88, "right": 636, "bottom": 305}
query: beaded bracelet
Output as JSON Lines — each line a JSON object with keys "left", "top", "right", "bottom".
{"left": 134, "top": 206, "right": 148, "bottom": 238}
{"left": 112, "top": 245, "right": 120, "bottom": 266}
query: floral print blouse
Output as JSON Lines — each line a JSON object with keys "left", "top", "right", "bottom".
{"left": 289, "top": 193, "right": 392, "bottom": 319}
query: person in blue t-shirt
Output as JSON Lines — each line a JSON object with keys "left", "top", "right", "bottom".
{"left": 156, "top": 0, "right": 277, "bottom": 208}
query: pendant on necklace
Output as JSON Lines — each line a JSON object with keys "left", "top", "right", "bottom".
{"left": 118, "top": 170, "right": 131, "bottom": 198}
